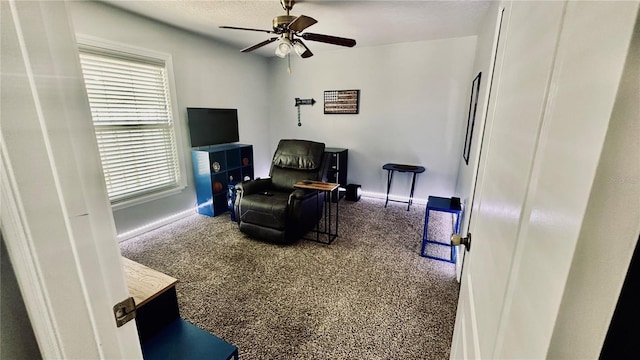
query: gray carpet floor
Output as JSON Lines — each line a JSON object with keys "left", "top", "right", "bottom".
{"left": 121, "top": 197, "right": 459, "bottom": 359}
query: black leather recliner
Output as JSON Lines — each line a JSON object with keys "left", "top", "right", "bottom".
{"left": 234, "top": 139, "right": 330, "bottom": 243}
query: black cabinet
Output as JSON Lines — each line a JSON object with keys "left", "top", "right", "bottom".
{"left": 192, "top": 144, "right": 253, "bottom": 217}
{"left": 325, "top": 147, "right": 348, "bottom": 201}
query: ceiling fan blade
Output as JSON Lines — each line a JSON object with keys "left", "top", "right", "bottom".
{"left": 220, "top": 26, "right": 274, "bottom": 34}
{"left": 294, "top": 40, "right": 313, "bottom": 58}
{"left": 241, "top": 37, "right": 278, "bottom": 53}
{"left": 300, "top": 32, "right": 356, "bottom": 47}
{"left": 288, "top": 15, "right": 317, "bottom": 33}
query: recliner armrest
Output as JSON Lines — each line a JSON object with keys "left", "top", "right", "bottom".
{"left": 236, "top": 178, "right": 272, "bottom": 195}
{"left": 289, "top": 188, "right": 316, "bottom": 202}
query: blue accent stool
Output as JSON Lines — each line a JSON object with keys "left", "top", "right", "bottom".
{"left": 142, "top": 318, "right": 238, "bottom": 360}
{"left": 421, "top": 196, "right": 462, "bottom": 263}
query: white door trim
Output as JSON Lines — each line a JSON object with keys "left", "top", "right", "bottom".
{"left": 1, "top": 137, "right": 62, "bottom": 358}
{"left": 1, "top": 0, "right": 142, "bottom": 357}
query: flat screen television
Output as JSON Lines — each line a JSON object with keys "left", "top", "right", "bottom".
{"left": 187, "top": 108, "right": 239, "bottom": 147}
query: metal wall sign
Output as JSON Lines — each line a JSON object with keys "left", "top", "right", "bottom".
{"left": 295, "top": 98, "right": 316, "bottom": 106}
{"left": 294, "top": 97, "right": 315, "bottom": 126}
{"left": 324, "top": 90, "right": 360, "bottom": 114}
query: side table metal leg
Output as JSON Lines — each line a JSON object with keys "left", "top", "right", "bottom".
{"left": 452, "top": 243, "right": 457, "bottom": 263}
{"left": 420, "top": 208, "right": 430, "bottom": 257}
{"left": 325, "top": 190, "right": 329, "bottom": 241}
{"left": 452, "top": 211, "right": 461, "bottom": 263}
{"left": 385, "top": 170, "right": 393, "bottom": 208}
{"left": 316, "top": 191, "right": 320, "bottom": 243}
{"left": 335, "top": 189, "right": 339, "bottom": 240}
{"left": 407, "top": 172, "right": 418, "bottom": 211}
{"left": 323, "top": 192, "right": 326, "bottom": 234}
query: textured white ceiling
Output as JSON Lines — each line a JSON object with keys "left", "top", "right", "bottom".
{"left": 102, "top": 0, "right": 492, "bottom": 57}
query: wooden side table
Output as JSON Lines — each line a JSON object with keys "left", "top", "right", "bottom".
{"left": 294, "top": 180, "right": 340, "bottom": 244}
{"left": 123, "top": 258, "right": 239, "bottom": 359}
{"left": 122, "top": 257, "right": 179, "bottom": 342}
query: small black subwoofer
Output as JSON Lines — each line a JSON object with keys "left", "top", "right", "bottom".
{"left": 345, "top": 184, "right": 361, "bottom": 201}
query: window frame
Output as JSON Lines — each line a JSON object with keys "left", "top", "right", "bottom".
{"left": 77, "top": 35, "right": 187, "bottom": 210}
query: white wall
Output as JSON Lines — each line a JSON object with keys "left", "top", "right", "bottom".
{"left": 548, "top": 7, "right": 640, "bottom": 358}
{"left": 69, "top": 1, "right": 272, "bottom": 237}
{"left": 267, "top": 37, "right": 477, "bottom": 201}
{"left": 69, "top": 2, "right": 477, "bottom": 235}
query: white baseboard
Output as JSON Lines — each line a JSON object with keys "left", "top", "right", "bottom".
{"left": 360, "top": 190, "right": 428, "bottom": 206}
{"left": 116, "top": 208, "right": 196, "bottom": 241}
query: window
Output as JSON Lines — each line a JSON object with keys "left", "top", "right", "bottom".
{"left": 78, "top": 44, "right": 183, "bottom": 205}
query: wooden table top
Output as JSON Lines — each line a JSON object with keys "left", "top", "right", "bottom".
{"left": 294, "top": 180, "right": 340, "bottom": 192}
{"left": 122, "top": 257, "right": 178, "bottom": 308}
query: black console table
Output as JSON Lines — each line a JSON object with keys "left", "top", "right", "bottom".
{"left": 325, "top": 147, "right": 348, "bottom": 202}
{"left": 382, "top": 163, "right": 426, "bottom": 211}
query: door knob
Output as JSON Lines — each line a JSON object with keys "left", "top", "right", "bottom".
{"left": 451, "top": 232, "right": 471, "bottom": 251}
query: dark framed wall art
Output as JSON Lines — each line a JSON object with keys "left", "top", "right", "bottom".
{"left": 463, "top": 72, "right": 482, "bottom": 165}
{"left": 324, "top": 90, "right": 360, "bottom": 114}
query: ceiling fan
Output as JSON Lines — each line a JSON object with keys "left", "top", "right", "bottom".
{"left": 220, "top": 0, "right": 356, "bottom": 59}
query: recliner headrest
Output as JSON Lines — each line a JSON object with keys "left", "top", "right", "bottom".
{"left": 272, "top": 139, "right": 325, "bottom": 170}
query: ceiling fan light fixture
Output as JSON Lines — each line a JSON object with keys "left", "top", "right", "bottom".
{"left": 221, "top": 0, "right": 356, "bottom": 59}
{"left": 292, "top": 40, "right": 307, "bottom": 56}
{"left": 275, "top": 37, "right": 292, "bottom": 58}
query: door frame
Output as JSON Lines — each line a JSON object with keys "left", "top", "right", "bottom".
{"left": 1, "top": 0, "right": 142, "bottom": 358}
{"left": 450, "top": 1, "right": 639, "bottom": 358}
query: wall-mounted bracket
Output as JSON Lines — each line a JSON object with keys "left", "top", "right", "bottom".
{"left": 294, "top": 97, "right": 315, "bottom": 126}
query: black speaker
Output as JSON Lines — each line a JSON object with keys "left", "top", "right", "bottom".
{"left": 345, "top": 184, "right": 361, "bottom": 201}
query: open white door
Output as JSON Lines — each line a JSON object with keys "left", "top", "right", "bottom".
{"left": 450, "top": 1, "right": 638, "bottom": 359}
{"left": 1, "top": 0, "right": 142, "bottom": 358}
{"left": 451, "top": 2, "right": 565, "bottom": 356}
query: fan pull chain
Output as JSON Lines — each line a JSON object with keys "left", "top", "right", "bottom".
{"left": 297, "top": 105, "right": 302, "bottom": 126}
{"left": 287, "top": 53, "right": 291, "bottom": 74}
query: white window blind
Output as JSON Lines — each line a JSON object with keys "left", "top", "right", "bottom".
{"left": 79, "top": 50, "right": 181, "bottom": 203}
